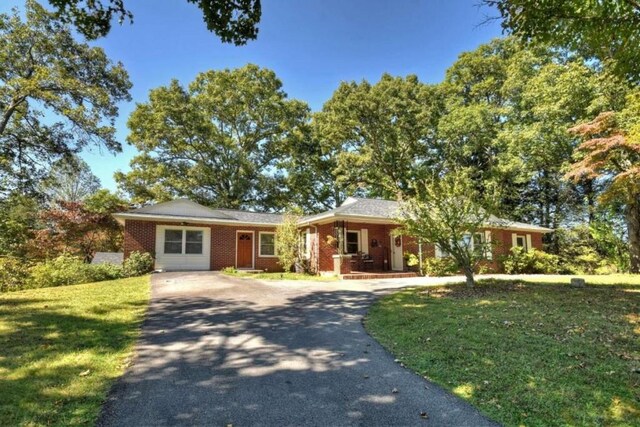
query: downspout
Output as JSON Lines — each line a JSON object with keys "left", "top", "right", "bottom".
{"left": 312, "top": 224, "right": 319, "bottom": 274}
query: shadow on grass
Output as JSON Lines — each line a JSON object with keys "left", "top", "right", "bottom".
{"left": 0, "top": 295, "right": 148, "bottom": 426}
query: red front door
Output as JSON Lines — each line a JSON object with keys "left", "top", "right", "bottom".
{"left": 237, "top": 232, "right": 253, "bottom": 268}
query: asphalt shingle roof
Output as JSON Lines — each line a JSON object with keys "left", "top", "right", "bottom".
{"left": 118, "top": 197, "right": 551, "bottom": 232}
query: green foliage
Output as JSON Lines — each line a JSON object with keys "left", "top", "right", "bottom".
{"left": 502, "top": 247, "right": 560, "bottom": 274}
{"left": 49, "top": 0, "right": 261, "bottom": 44}
{"left": 553, "top": 226, "right": 621, "bottom": 274}
{"left": 398, "top": 173, "right": 495, "bottom": 286}
{"left": 0, "top": 257, "right": 31, "bottom": 292}
{"left": 275, "top": 209, "right": 303, "bottom": 272}
{"left": 423, "top": 257, "right": 459, "bottom": 277}
{"left": 117, "top": 64, "right": 308, "bottom": 210}
{"left": 122, "top": 251, "right": 154, "bottom": 277}
{"left": 28, "top": 254, "right": 122, "bottom": 289}
{"left": 314, "top": 74, "right": 443, "bottom": 198}
{"left": 484, "top": 0, "right": 640, "bottom": 83}
{"left": 0, "top": 194, "right": 38, "bottom": 257}
{"left": 0, "top": 252, "right": 154, "bottom": 292}
{"left": 39, "top": 157, "right": 101, "bottom": 204}
{"left": 221, "top": 266, "right": 237, "bottom": 274}
{"left": 0, "top": 1, "right": 131, "bottom": 194}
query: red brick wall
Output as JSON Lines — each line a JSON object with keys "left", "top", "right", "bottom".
{"left": 123, "top": 220, "right": 156, "bottom": 258}
{"left": 124, "top": 218, "right": 547, "bottom": 274}
{"left": 210, "top": 225, "right": 282, "bottom": 271}
{"left": 123, "top": 220, "right": 283, "bottom": 272}
{"left": 397, "top": 227, "right": 547, "bottom": 273}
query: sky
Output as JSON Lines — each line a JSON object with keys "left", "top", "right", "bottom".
{"left": 1, "top": 0, "right": 504, "bottom": 191}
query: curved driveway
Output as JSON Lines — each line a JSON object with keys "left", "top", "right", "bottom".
{"left": 98, "top": 272, "right": 498, "bottom": 426}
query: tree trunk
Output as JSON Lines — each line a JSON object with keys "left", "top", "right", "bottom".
{"left": 462, "top": 266, "right": 475, "bottom": 287}
{"left": 626, "top": 200, "right": 640, "bottom": 273}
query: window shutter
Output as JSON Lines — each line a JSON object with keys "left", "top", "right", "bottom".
{"left": 484, "top": 230, "right": 492, "bottom": 260}
{"left": 511, "top": 233, "right": 518, "bottom": 248}
{"left": 305, "top": 229, "right": 312, "bottom": 259}
{"left": 526, "top": 234, "right": 532, "bottom": 251}
{"left": 361, "top": 229, "right": 369, "bottom": 254}
{"left": 435, "top": 244, "right": 443, "bottom": 258}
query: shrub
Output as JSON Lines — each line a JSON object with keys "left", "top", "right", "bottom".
{"left": 28, "top": 254, "right": 96, "bottom": 289}
{"left": 89, "top": 262, "right": 124, "bottom": 281}
{"left": 503, "top": 247, "right": 560, "bottom": 274}
{"left": 122, "top": 251, "right": 154, "bottom": 277}
{"left": 423, "top": 256, "right": 459, "bottom": 277}
{"left": 552, "top": 225, "right": 620, "bottom": 274}
{"left": 0, "top": 257, "right": 31, "bottom": 292}
{"left": 221, "top": 266, "right": 237, "bottom": 274}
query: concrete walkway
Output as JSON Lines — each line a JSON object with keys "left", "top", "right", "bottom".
{"left": 98, "top": 272, "right": 498, "bottom": 426}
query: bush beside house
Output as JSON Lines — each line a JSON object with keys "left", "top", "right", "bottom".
{"left": 0, "top": 251, "right": 154, "bottom": 292}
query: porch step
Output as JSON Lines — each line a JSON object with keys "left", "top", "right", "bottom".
{"left": 340, "top": 272, "right": 418, "bottom": 280}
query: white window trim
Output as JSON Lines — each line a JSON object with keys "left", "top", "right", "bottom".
{"left": 514, "top": 234, "right": 527, "bottom": 249}
{"left": 258, "top": 231, "right": 277, "bottom": 258}
{"left": 162, "top": 227, "right": 205, "bottom": 256}
{"left": 345, "top": 230, "right": 361, "bottom": 254}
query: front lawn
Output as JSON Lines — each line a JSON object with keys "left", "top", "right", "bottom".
{"left": 502, "top": 273, "right": 640, "bottom": 287}
{"left": 223, "top": 269, "right": 337, "bottom": 281}
{"left": 365, "top": 279, "right": 640, "bottom": 426}
{"left": 0, "top": 276, "right": 150, "bottom": 426}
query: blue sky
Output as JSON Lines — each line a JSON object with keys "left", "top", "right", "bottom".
{"left": 2, "top": 0, "right": 504, "bottom": 191}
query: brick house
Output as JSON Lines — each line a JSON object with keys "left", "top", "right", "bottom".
{"left": 114, "top": 197, "right": 552, "bottom": 275}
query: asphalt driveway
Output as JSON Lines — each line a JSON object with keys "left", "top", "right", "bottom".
{"left": 98, "top": 272, "right": 498, "bottom": 426}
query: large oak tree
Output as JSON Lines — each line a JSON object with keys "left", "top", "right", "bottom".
{"left": 116, "top": 64, "right": 309, "bottom": 211}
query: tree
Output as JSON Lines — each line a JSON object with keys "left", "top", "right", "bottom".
{"left": 30, "top": 192, "right": 128, "bottom": 261}
{"left": 116, "top": 65, "right": 309, "bottom": 211}
{"left": 39, "top": 157, "right": 101, "bottom": 204}
{"left": 0, "top": 1, "right": 131, "bottom": 196}
{"left": 440, "top": 38, "right": 622, "bottom": 229}
{"left": 278, "top": 123, "right": 348, "bottom": 213}
{"left": 275, "top": 209, "right": 303, "bottom": 272}
{"left": 314, "top": 74, "right": 444, "bottom": 198}
{"left": 565, "top": 92, "right": 640, "bottom": 272}
{"left": 0, "top": 193, "right": 38, "bottom": 257}
{"left": 47, "top": 0, "right": 261, "bottom": 44}
{"left": 483, "top": 0, "right": 640, "bottom": 82}
{"left": 397, "top": 173, "right": 495, "bottom": 287}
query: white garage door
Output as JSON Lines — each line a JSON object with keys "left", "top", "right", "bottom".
{"left": 155, "top": 225, "right": 211, "bottom": 271}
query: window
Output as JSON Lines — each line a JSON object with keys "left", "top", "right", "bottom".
{"left": 163, "top": 228, "right": 205, "bottom": 255}
{"left": 164, "top": 229, "right": 183, "bottom": 254}
{"left": 259, "top": 232, "right": 276, "bottom": 256}
{"left": 345, "top": 231, "right": 360, "bottom": 254}
{"left": 516, "top": 235, "right": 526, "bottom": 249}
{"left": 185, "top": 230, "right": 203, "bottom": 254}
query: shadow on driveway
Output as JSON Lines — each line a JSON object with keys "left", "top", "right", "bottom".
{"left": 98, "top": 274, "right": 497, "bottom": 426}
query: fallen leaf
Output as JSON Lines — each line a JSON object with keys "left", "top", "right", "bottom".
{"left": 79, "top": 370, "right": 90, "bottom": 377}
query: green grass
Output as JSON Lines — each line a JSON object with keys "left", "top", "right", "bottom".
{"left": 502, "top": 273, "right": 640, "bottom": 286}
{"left": 223, "top": 270, "right": 338, "bottom": 281}
{"left": 0, "top": 276, "right": 150, "bottom": 426}
{"left": 365, "top": 278, "right": 640, "bottom": 426}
